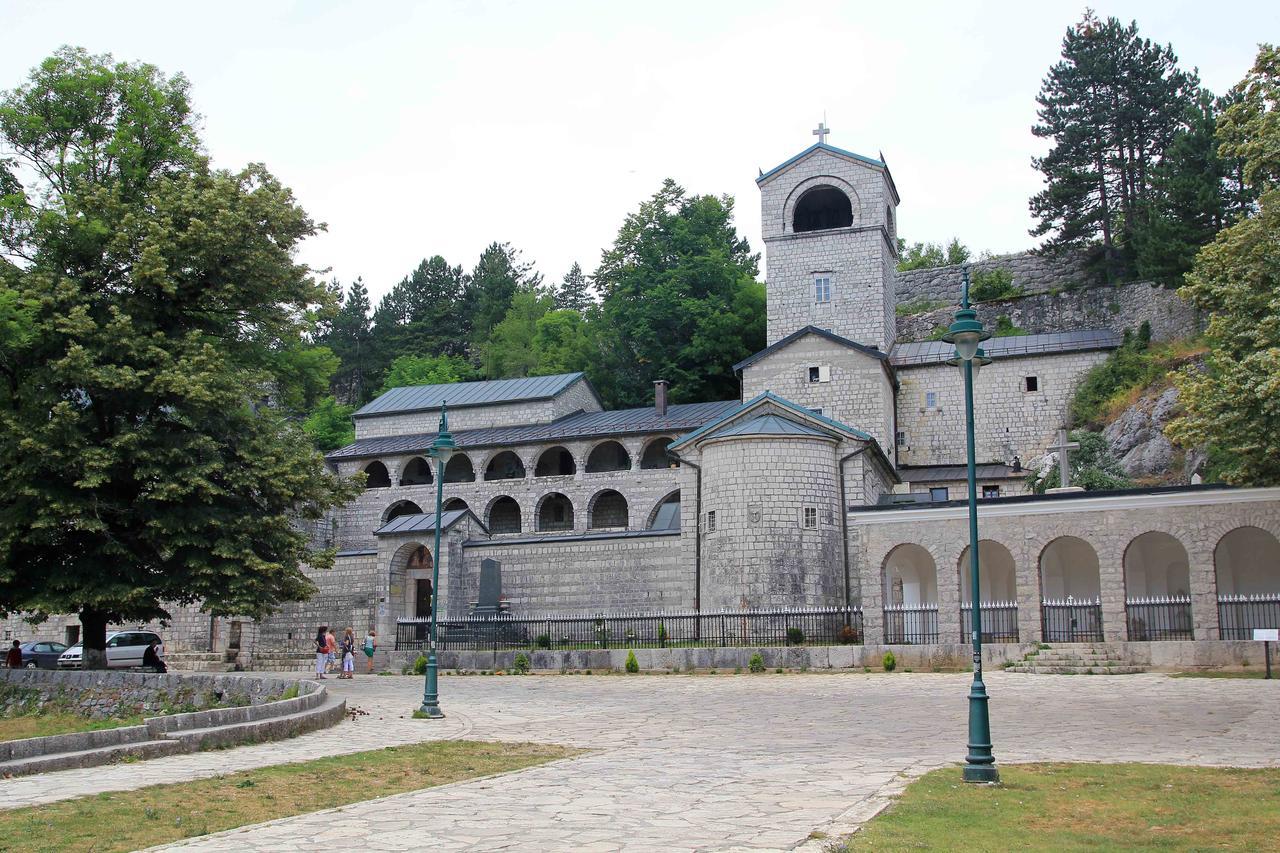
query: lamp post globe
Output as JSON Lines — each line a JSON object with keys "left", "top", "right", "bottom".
{"left": 419, "top": 403, "right": 455, "bottom": 719}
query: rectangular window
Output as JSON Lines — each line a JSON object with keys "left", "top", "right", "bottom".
{"left": 814, "top": 275, "right": 832, "bottom": 303}
{"left": 929, "top": 487, "right": 949, "bottom": 502}
{"left": 809, "top": 365, "right": 821, "bottom": 383}
{"left": 982, "top": 485, "right": 1000, "bottom": 499}
{"left": 706, "top": 510, "right": 716, "bottom": 532}
{"left": 807, "top": 365, "right": 831, "bottom": 384}
{"left": 803, "top": 507, "right": 818, "bottom": 529}
{"left": 1025, "top": 376, "right": 1039, "bottom": 392}
{"left": 807, "top": 407, "right": 823, "bottom": 416}
{"left": 896, "top": 430, "right": 908, "bottom": 448}
{"left": 925, "top": 391, "right": 937, "bottom": 408}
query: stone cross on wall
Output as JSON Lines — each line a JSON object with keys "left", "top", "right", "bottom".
{"left": 1051, "top": 429, "right": 1080, "bottom": 488}
{"left": 812, "top": 121, "right": 830, "bottom": 145}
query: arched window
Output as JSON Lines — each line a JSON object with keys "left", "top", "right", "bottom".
{"left": 483, "top": 451, "right": 526, "bottom": 481}
{"left": 535, "top": 446, "right": 576, "bottom": 477}
{"left": 958, "top": 540, "right": 1017, "bottom": 603}
{"left": 443, "top": 454, "right": 475, "bottom": 483}
{"left": 1124, "top": 532, "right": 1191, "bottom": 597}
{"left": 537, "top": 493, "right": 574, "bottom": 532}
{"left": 363, "top": 461, "right": 391, "bottom": 489}
{"left": 882, "top": 543, "right": 939, "bottom": 644}
{"left": 589, "top": 490, "right": 628, "bottom": 529}
{"left": 487, "top": 496, "right": 522, "bottom": 535}
{"left": 1215, "top": 526, "right": 1280, "bottom": 596}
{"left": 647, "top": 491, "right": 680, "bottom": 530}
{"left": 885, "top": 204, "right": 895, "bottom": 237}
{"left": 793, "top": 185, "right": 853, "bottom": 233}
{"left": 586, "top": 441, "right": 631, "bottom": 473}
{"left": 640, "top": 437, "right": 676, "bottom": 470}
{"left": 442, "top": 497, "right": 469, "bottom": 514}
{"left": 1039, "top": 536, "right": 1101, "bottom": 600}
{"left": 399, "top": 457, "right": 433, "bottom": 487}
{"left": 384, "top": 500, "right": 423, "bottom": 523}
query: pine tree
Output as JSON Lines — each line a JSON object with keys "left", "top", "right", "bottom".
{"left": 554, "top": 262, "right": 593, "bottom": 312}
{"left": 325, "top": 278, "right": 372, "bottom": 404}
{"left": 368, "top": 256, "right": 470, "bottom": 391}
{"left": 464, "top": 243, "right": 542, "bottom": 350}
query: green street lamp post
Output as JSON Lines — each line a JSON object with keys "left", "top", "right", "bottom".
{"left": 943, "top": 267, "right": 1000, "bottom": 784}
{"left": 419, "top": 402, "right": 456, "bottom": 718}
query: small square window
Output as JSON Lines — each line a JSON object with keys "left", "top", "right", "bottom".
{"left": 1025, "top": 376, "right": 1039, "bottom": 392}
{"left": 982, "top": 485, "right": 1000, "bottom": 499}
{"left": 925, "top": 391, "right": 938, "bottom": 408}
{"left": 896, "top": 430, "right": 908, "bottom": 448}
{"left": 814, "top": 275, "right": 832, "bottom": 303}
{"left": 803, "top": 507, "right": 818, "bottom": 529}
{"left": 706, "top": 510, "right": 716, "bottom": 532}
{"left": 809, "top": 366, "right": 821, "bottom": 383}
{"left": 929, "top": 487, "right": 949, "bottom": 502}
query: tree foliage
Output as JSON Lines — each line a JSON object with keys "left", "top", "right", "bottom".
{"left": 379, "top": 353, "right": 475, "bottom": 394}
{"left": 1026, "top": 430, "right": 1132, "bottom": 493}
{"left": 553, "top": 262, "right": 593, "bottom": 313}
{"left": 0, "top": 48, "right": 359, "bottom": 666}
{"left": 303, "top": 396, "right": 356, "bottom": 452}
{"left": 464, "top": 242, "right": 542, "bottom": 350}
{"left": 896, "top": 238, "right": 970, "bottom": 271}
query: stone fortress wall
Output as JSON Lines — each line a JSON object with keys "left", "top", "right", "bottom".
{"left": 895, "top": 249, "right": 1097, "bottom": 304}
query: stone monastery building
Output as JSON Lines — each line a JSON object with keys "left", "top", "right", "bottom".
{"left": 9, "top": 132, "right": 1278, "bottom": 668}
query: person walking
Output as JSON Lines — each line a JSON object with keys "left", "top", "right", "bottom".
{"left": 314, "top": 626, "right": 328, "bottom": 679}
{"left": 340, "top": 628, "right": 356, "bottom": 679}
{"left": 325, "top": 627, "right": 337, "bottom": 674}
{"left": 5, "top": 639, "right": 21, "bottom": 669}
{"left": 363, "top": 628, "right": 378, "bottom": 673}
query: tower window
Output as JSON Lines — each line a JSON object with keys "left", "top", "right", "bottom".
{"left": 706, "top": 510, "right": 716, "bottom": 532}
{"left": 925, "top": 391, "right": 938, "bottom": 408}
{"left": 1024, "top": 376, "right": 1039, "bottom": 392}
{"left": 814, "top": 275, "right": 832, "bottom": 303}
{"left": 802, "top": 507, "right": 818, "bottom": 529}
{"left": 793, "top": 185, "right": 853, "bottom": 232}
{"left": 896, "top": 430, "right": 908, "bottom": 448}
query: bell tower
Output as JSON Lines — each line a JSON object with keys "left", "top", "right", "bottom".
{"left": 757, "top": 125, "right": 900, "bottom": 351}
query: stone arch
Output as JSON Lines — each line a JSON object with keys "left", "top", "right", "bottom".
{"left": 646, "top": 490, "right": 681, "bottom": 530}
{"left": 383, "top": 500, "right": 423, "bottom": 524}
{"left": 1038, "top": 536, "right": 1101, "bottom": 600}
{"left": 536, "top": 492, "right": 574, "bottom": 532}
{"left": 399, "top": 456, "right": 433, "bottom": 486}
{"left": 588, "top": 489, "right": 629, "bottom": 529}
{"left": 640, "top": 437, "right": 677, "bottom": 470}
{"left": 585, "top": 440, "right": 631, "bottom": 473}
{"left": 442, "top": 497, "right": 468, "bottom": 513}
{"left": 443, "top": 453, "right": 475, "bottom": 483}
{"left": 885, "top": 204, "right": 895, "bottom": 238}
{"left": 485, "top": 496, "right": 522, "bottom": 535}
{"left": 389, "top": 541, "right": 433, "bottom": 621}
{"left": 362, "top": 460, "right": 391, "bottom": 489}
{"left": 793, "top": 185, "right": 853, "bottom": 232}
{"left": 1123, "top": 531, "right": 1191, "bottom": 598}
{"left": 957, "top": 539, "right": 1017, "bottom": 603}
{"left": 483, "top": 450, "right": 526, "bottom": 481}
{"left": 535, "top": 445, "right": 576, "bottom": 477}
{"left": 1214, "top": 526, "right": 1280, "bottom": 595}
{"left": 882, "top": 543, "right": 938, "bottom": 606}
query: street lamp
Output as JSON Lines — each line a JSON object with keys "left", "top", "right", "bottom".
{"left": 942, "top": 266, "right": 1000, "bottom": 784}
{"left": 419, "top": 402, "right": 456, "bottom": 718}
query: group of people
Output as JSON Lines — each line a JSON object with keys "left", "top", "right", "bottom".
{"left": 314, "top": 626, "right": 377, "bottom": 679}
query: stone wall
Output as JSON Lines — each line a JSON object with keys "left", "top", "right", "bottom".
{"left": 896, "top": 280, "right": 1200, "bottom": 343}
{"left": 896, "top": 250, "right": 1098, "bottom": 305}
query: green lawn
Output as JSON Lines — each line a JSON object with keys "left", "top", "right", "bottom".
{"left": 0, "top": 712, "right": 147, "bottom": 743}
{"left": 0, "top": 739, "right": 580, "bottom": 853}
{"left": 835, "top": 763, "right": 1280, "bottom": 851}
{"left": 1169, "top": 669, "right": 1273, "bottom": 679}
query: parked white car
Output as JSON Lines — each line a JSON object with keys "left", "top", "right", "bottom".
{"left": 57, "top": 630, "right": 163, "bottom": 669}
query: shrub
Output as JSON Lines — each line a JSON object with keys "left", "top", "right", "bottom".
{"left": 968, "top": 267, "right": 1022, "bottom": 302}
{"left": 412, "top": 654, "right": 428, "bottom": 676}
{"left": 513, "top": 653, "right": 530, "bottom": 674}
{"left": 748, "top": 653, "right": 766, "bottom": 673}
{"left": 775, "top": 667, "right": 784, "bottom": 674}
{"left": 657, "top": 621, "right": 668, "bottom": 647}
{"left": 534, "top": 633, "right": 551, "bottom": 650}
{"left": 839, "top": 624, "right": 860, "bottom": 644}
{"left": 624, "top": 650, "right": 639, "bottom": 673}
{"left": 882, "top": 651, "right": 897, "bottom": 672}
{"left": 992, "top": 314, "right": 1028, "bottom": 337}
{"left": 786, "top": 627, "right": 805, "bottom": 646}
{"left": 1070, "top": 324, "right": 1157, "bottom": 428}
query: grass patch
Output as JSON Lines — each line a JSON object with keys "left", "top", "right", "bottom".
{"left": 835, "top": 763, "right": 1280, "bottom": 851}
{"left": 1169, "top": 669, "right": 1270, "bottom": 679}
{"left": 0, "top": 712, "right": 148, "bottom": 743}
{"left": 0, "top": 739, "right": 578, "bottom": 852}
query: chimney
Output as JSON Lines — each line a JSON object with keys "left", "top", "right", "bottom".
{"left": 654, "top": 379, "right": 669, "bottom": 417}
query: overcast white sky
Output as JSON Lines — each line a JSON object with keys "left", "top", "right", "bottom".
{"left": 3, "top": 1, "right": 1275, "bottom": 303}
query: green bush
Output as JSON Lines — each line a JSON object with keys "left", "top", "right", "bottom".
{"left": 534, "top": 633, "right": 551, "bottom": 649}
{"left": 785, "top": 627, "right": 805, "bottom": 646}
{"left": 992, "top": 314, "right": 1028, "bottom": 337}
{"left": 1025, "top": 429, "right": 1132, "bottom": 494}
{"left": 624, "top": 650, "right": 639, "bottom": 674}
{"left": 882, "top": 651, "right": 897, "bottom": 672}
{"left": 657, "top": 621, "right": 668, "bottom": 647}
{"left": 969, "top": 267, "right": 1023, "bottom": 302}
{"left": 513, "top": 652, "right": 530, "bottom": 674}
{"left": 1070, "top": 324, "right": 1156, "bottom": 428}
{"left": 412, "top": 654, "right": 428, "bottom": 676}
{"left": 748, "top": 653, "right": 766, "bottom": 673}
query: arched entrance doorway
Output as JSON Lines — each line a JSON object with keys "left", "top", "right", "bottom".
{"left": 1039, "top": 536, "right": 1102, "bottom": 642}
{"left": 1124, "top": 532, "right": 1193, "bottom": 640}
{"left": 882, "top": 544, "right": 938, "bottom": 644}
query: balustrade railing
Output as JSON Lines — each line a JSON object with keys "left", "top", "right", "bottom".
{"left": 1217, "top": 594, "right": 1280, "bottom": 640}
{"left": 1041, "top": 598, "right": 1103, "bottom": 643}
{"left": 960, "top": 602, "right": 1019, "bottom": 643}
{"left": 883, "top": 603, "right": 939, "bottom": 645}
{"left": 1125, "top": 595, "right": 1193, "bottom": 641}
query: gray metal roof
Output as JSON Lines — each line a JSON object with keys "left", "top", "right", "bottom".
{"left": 897, "top": 464, "right": 1024, "bottom": 482}
{"left": 328, "top": 399, "right": 741, "bottom": 461}
{"left": 373, "top": 508, "right": 475, "bottom": 536}
{"left": 733, "top": 325, "right": 889, "bottom": 372}
{"left": 891, "top": 330, "right": 1121, "bottom": 368}
{"left": 354, "top": 373, "right": 587, "bottom": 419}
{"left": 710, "top": 413, "right": 834, "bottom": 440}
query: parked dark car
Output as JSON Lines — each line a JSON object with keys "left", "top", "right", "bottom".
{"left": 19, "top": 640, "right": 68, "bottom": 669}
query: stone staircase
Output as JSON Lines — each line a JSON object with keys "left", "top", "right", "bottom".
{"left": 1005, "top": 643, "right": 1147, "bottom": 675}
{"left": 166, "top": 651, "right": 237, "bottom": 673}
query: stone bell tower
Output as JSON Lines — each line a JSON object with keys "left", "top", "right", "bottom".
{"left": 757, "top": 123, "right": 900, "bottom": 351}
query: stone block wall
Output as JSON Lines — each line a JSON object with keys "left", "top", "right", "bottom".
{"left": 896, "top": 250, "right": 1098, "bottom": 305}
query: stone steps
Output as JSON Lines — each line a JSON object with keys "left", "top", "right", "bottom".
{"left": 0, "top": 736, "right": 187, "bottom": 776}
{"left": 1006, "top": 643, "right": 1147, "bottom": 675}
{"left": 166, "top": 652, "right": 237, "bottom": 673}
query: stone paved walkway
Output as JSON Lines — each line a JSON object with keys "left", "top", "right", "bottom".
{"left": 5, "top": 672, "right": 1278, "bottom": 851}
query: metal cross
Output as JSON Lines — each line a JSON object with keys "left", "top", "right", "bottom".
{"left": 812, "top": 121, "right": 830, "bottom": 145}
{"left": 1050, "top": 429, "right": 1080, "bottom": 488}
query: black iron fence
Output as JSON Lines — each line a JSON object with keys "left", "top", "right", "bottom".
{"left": 395, "top": 606, "right": 865, "bottom": 651}
{"left": 960, "top": 602, "right": 1019, "bottom": 643}
{"left": 1218, "top": 594, "right": 1280, "bottom": 640}
{"left": 1125, "top": 596, "right": 1194, "bottom": 641}
{"left": 1041, "top": 598, "right": 1103, "bottom": 643}
{"left": 883, "top": 604, "right": 939, "bottom": 645}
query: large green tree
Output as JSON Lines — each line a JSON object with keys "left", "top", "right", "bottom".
{"left": 368, "top": 255, "right": 469, "bottom": 389}
{"left": 895, "top": 237, "right": 970, "bottom": 271}
{"left": 1168, "top": 45, "right": 1280, "bottom": 485}
{"left": 592, "top": 179, "right": 763, "bottom": 407}
{"left": 0, "top": 48, "right": 358, "bottom": 667}
{"left": 553, "top": 262, "right": 593, "bottom": 312}
{"left": 480, "top": 288, "right": 552, "bottom": 379}
{"left": 323, "top": 277, "right": 373, "bottom": 404}
{"left": 463, "top": 242, "right": 542, "bottom": 350}
{"left": 1030, "top": 12, "right": 1200, "bottom": 279}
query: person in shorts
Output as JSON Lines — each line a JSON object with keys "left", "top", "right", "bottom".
{"left": 325, "top": 627, "right": 337, "bottom": 673}
{"left": 339, "top": 627, "right": 356, "bottom": 679}
{"left": 363, "top": 628, "right": 377, "bottom": 673}
{"left": 314, "top": 626, "right": 328, "bottom": 679}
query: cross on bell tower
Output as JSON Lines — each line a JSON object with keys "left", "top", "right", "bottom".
{"left": 812, "top": 121, "right": 830, "bottom": 145}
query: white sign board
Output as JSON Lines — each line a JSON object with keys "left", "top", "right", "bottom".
{"left": 1253, "top": 628, "right": 1279, "bottom": 641}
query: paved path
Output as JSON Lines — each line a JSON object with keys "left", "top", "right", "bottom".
{"left": 6, "top": 672, "right": 1278, "bottom": 851}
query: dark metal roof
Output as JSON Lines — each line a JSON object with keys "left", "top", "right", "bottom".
{"left": 669, "top": 391, "right": 873, "bottom": 451}
{"left": 863, "top": 482, "right": 1236, "bottom": 511}
{"left": 891, "top": 330, "right": 1121, "bottom": 368}
{"left": 897, "top": 464, "right": 1024, "bottom": 482}
{"left": 733, "top": 325, "right": 889, "bottom": 372}
{"left": 374, "top": 508, "right": 479, "bottom": 536}
{"left": 463, "top": 528, "right": 679, "bottom": 548}
{"left": 328, "top": 400, "right": 741, "bottom": 461}
{"left": 354, "top": 373, "right": 587, "bottom": 419}
{"left": 711, "top": 413, "right": 834, "bottom": 440}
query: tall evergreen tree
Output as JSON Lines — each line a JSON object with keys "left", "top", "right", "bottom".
{"left": 554, "top": 262, "right": 593, "bottom": 312}
{"left": 1030, "top": 12, "right": 1199, "bottom": 279}
{"left": 325, "top": 277, "right": 372, "bottom": 404}
{"left": 464, "top": 242, "right": 542, "bottom": 349}
{"left": 368, "top": 255, "right": 469, "bottom": 390}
